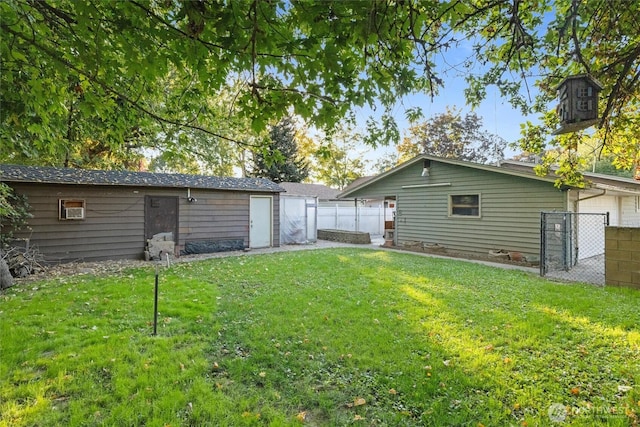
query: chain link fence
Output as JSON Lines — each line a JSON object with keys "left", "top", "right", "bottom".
{"left": 540, "top": 212, "right": 609, "bottom": 285}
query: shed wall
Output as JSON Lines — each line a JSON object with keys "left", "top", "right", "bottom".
{"left": 8, "top": 183, "right": 279, "bottom": 263}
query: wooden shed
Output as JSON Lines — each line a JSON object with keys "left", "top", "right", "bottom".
{"left": 1, "top": 164, "right": 283, "bottom": 263}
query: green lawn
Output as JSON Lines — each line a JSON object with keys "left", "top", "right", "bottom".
{"left": 1, "top": 248, "right": 638, "bottom": 426}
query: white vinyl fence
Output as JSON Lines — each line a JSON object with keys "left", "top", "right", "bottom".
{"left": 318, "top": 205, "right": 392, "bottom": 235}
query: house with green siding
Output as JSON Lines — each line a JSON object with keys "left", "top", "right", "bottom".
{"left": 339, "top": 155, "right": 640, "bottom": 263}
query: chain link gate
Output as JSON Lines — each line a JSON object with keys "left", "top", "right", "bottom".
{"left": 540, "top": 212, "right": 609, "bottom": 285}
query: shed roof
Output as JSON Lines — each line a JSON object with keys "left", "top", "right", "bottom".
{"left": 0, "top": 164, "right": 284, "bottom": 193}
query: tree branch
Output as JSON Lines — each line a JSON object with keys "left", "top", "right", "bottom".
{"left": 129, "top": 0, "right": 309, "bottom": 61}
{"left": 569, "top": 0, "right": 592, "bottom": 74}
{"left": 1, "top": 23, "right": 255, "bottom": 148}
{"left": 248, "top": 82, "right": 338, "bottom": 107}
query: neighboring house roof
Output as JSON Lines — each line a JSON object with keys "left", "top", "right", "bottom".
{"left": 499, "top": 160, "right": 640, "bottom": 195}
{"left": 0, "top": 164, "right": 284, "bottom": 193}
{"left": 338, "top": 155, "right": 640, "bottom": 199}
{"left": 279, "top": 182, "right": 340, "bottom": 199}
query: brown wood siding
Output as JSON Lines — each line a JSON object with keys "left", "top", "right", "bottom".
{"left": 179, "top": 191, "right": 250, "bottom": 249}
{"left": 8, "top": 183, "right": 280, "bottom": 263}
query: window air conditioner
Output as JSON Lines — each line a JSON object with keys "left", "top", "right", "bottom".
{"left": 65, "top": 207, "right": 85, "bottom": 219}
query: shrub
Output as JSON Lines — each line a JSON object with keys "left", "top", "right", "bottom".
{"left": 0, "top": 183, "right": 31, "bottom": 249}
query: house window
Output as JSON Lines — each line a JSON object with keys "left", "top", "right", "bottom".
{"left": 59, "top": 199, "right": 86, "bottom": 220}
{"left": 636, "top": 196, "right": 640, "bottom": 213}
{"left": 449, "top": 194, "right": 480, "bottom": 217}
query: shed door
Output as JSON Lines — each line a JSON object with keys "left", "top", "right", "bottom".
{"left": 250, "top": 196, "right": 273, "bottom": 248}
{"left": 145, "top": 196, "right": 179, "bottom": 242}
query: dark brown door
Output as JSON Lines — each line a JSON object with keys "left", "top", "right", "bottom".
{"left": 145, "top": 196, "right": 179, "bottom": 242}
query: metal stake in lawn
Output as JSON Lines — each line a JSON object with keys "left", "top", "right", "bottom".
{"left": 153, "top": 264, "right": 159, "bottom": 336}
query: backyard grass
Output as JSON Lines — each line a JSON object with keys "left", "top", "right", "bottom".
{"left": 1, "top": 248, "right": 639, "bottom": 426}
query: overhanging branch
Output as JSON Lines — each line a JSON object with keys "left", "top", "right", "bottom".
{"left": 1, "top": 23, "right": 260, "bottom": 148}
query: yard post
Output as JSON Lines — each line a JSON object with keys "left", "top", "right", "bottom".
{"left": 153, "top": 265, "right": 159, "bottom": 336}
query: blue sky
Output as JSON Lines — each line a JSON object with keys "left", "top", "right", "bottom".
{"left": 355, "top": 43, "right": 544, "bottom": 171}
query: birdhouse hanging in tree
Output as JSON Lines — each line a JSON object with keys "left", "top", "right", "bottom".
{"left": 553, "top": 74, "right": 603, "bottom": 135}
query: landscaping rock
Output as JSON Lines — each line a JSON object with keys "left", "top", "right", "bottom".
{"left": 0, "top": 258, "right": 14, "bottom": 289}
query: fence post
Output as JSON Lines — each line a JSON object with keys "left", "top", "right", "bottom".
{"left": 540, "top": 212, "right": 545, "bottom": 277}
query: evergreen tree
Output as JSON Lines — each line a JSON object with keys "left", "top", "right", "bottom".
{"left": 250, "top": 117, "right": 309, "bottom": 183}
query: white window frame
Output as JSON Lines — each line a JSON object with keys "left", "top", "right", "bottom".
{"left": 59, "top": 199, "right": 86, "bottom": 220}
{"left": 448, "top": 194, "right": 481, "bottom": 218}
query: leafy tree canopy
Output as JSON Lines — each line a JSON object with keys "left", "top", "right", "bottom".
{"left": 404, "top": 107, "right": 507, "bottom": 164}
{"left": 313, "top": 122, "right": 368, "bottom": 190}
{"left": 1, "top": 0, "right": 638, "bottom": 181}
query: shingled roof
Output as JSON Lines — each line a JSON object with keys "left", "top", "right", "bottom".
{"left": 279, "top": 182, "right": 340, "bottom": 199}
{"left": 0, "top": 164, "right": 284, "bottom": 193}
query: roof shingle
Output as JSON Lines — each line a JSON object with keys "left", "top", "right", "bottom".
{"left": 0, "top": 164, "right": 284, "bottom": 193}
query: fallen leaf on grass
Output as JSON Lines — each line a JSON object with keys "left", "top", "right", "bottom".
{"left": 354, "top": 414, "right": 364, "bottom": 421}
{"left": 296, "top": 411, "right": 307, "bottom": 422}
{"left": 389, "top": 388, "right": 397, "bottom": 395}
{"left": 618, "top": 385, "right": 632, "bottom": 393}
{"left": 570, "top": 387, "right": 580, "bottom": 395}
{"left": 242, "top": 411, "right": 260, "bottom": 419}
{"left": 347, "top": 397, "right": 367, "bottom": 408}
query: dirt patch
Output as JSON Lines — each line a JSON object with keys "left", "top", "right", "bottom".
{"left": 394, "top": 245, "right": 538, "bottom": 269}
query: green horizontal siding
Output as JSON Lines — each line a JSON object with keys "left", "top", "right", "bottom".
{"left": 349, "top": 160, "right": 568, "bottom": 259}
